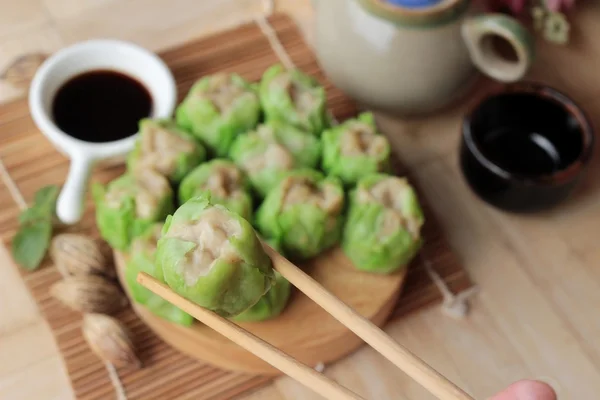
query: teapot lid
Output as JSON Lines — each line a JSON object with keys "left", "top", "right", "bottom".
{"left": 384, "top": 0, "right": 443, "bottom": 8}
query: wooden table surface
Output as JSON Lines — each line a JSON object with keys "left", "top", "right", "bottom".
{"left": 2, "top": 1, "right": 600, "bottom": 399}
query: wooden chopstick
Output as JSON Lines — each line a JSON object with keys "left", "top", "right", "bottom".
{"left": 137, "top": 245, "right": 474, "bottom": 400}
{"left": 262, "top": 245, "right": 475, "bottom": 400}
{"left": 137, "top": 272, "right": 365, "bottom": 400}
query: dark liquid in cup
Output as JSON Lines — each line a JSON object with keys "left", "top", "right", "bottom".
{"left": 460, "top": 90, "right": 589, "bottom": 213}
{"left": 52, "top": 70, "right": 152, "bottom": 142}
{"left": 471, "top": 92, "right": 583, "bottom": 178}
{"left": 481, "top": 127, "right": 562, "bottom": 176}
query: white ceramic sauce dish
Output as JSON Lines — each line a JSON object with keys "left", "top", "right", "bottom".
{"left": 29, "top": 39, "right": 177, "bottom": 225}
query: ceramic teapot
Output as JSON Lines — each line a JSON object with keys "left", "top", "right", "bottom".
{"left": 312, "top": 0, "right": 535, "bottom": 116}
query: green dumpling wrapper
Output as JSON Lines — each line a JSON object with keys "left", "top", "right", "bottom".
{"left": 127, "top": 118, "right": 206, "bottom": 184}
{"left": 178, "top": 159, "right": 253, "bottom": 221}
{"left": 342, "top": 174, "right": 424, "bottom": 274}
{"left": 259, "top": 64, "right": 328, "bottom": 135}
{"left": 176, "top": 73, "right": 260, "bottom": 157}
{"left": 229, "top": 121, "right": 321, "bottom": 197}
{"left": 93, "top": 170, "right": 174, "bottom": 250}
{"left": 255, "top": 169, "right": 345, "bottom": 260}
{"left": 232, "top": 271, "right": 291, "bottom": 322}
{"left": 125, "top": 224, "right": 194, "bottom": 326}
{"left": 322, "top": 112, "right": 391, "bottom": 187}
{"left": 155, "top": 197, "right": 275, "bottom": 317}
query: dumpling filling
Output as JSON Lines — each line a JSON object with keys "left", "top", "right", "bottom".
{"left": 340, "top": 121, "right": 389, "bottom": 159}
{"left": 136, "top": 123, "right": 197, "bottom": 176}
{"left": 164, "top": 207, "right": 242, "bottom": 285}
{"left": 195, "top": 73, "right": 246, "bottom": 114}
{"left": 244, "top": 143, "right": 295, "bottom": 174}
{"left": 201, "top": 164, "right": 246, "bottom": 200}
{"left": 105, "top": 170, "right": 170, "bottom": 219}
{"left": 281, "top": 175, "right": 343, "bottom": 216}
{"left": 272, "top": 72, "right": 316, "bottom": 117}
{"left": 242, "top": 126, "right": 295, "bottom": 174}
{"left": 356, "top": 177, "right": 422, "bottom": 239}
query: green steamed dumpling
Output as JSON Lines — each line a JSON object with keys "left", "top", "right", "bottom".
{"left": 178, "top": 159, "right": 253, "bottom": 221}
{"left": 175, "top": 73, "right": 260, "bottom": 157}
{"left": 229, "top": 121, "right": 321, "bottom": 197}
{"left": 231, "top": 237, "right": 291, "bottom": 322}
{"left": 322, "top": 112, "right": 391, "bottom": 187}
{"left": 233, "top": 271, "right": 291, "bottom": 322}
{"left": 93, "top": 170, "right": 174, "bottom": 250}
{"left": 125, "top": 224, "right": 194, "bottom": 326}
{"left": 259, "top": 64, "right": 328, "bottom": 135}
{"left": 155, "top": 197, "right": 275, "bottom": 317}
{"left": 127, "top": 118, "right": 206, "bottom": 184}
{"left": 255, "top": 169, "right": 345, "bottom": 260}
{"left": 342, "top": 173, "right": 424, "bottom": 274}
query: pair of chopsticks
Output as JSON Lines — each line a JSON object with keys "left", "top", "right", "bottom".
{"left": 137, "top": 245, "right": 474, "bottom": 400}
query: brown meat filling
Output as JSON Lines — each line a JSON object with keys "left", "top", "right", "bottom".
{"left": 340, "top": 122, "right": 388, "bottom": 158}
{"left": 195, "top": 73, "right": 246, "bottom": 113}
{"left": 136, "top": 124, "right": 195, "bottom": 176}
{"left": 165, "top": 207, "right": 242, "bottom": 285}
{"left": 105, "top": 170, "right": 170, "bottom": 219}
{"left": 280, "top": 176, "right": 343, "bottom": 216}
{"left": 272, "top": 73, "right": 315, "bottom": 117}
{"left": 201, "top": 165, "right": 245, "bottom": 199}
{"left": 240, "top": 126, "right": 295, "bottom": 174}
{"left": 356, "top": 177, "right": 422, "bottom": 239}
{"left": 244, "top": 144, "right": 294, "bottom": 174}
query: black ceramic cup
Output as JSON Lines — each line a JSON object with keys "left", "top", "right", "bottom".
{"left": 460, "top": 83, "right": 594, "bottom": 213}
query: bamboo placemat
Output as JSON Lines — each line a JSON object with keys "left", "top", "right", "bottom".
{"left": 0, "top": 13, "right": 473, "bottom": 400}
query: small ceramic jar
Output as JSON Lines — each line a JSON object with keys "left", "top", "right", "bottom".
{"left": 312, "top": 0, "right": 535, "bottom": 116}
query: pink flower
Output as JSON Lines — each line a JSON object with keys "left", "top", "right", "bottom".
{"left": 545, "top": 0, "right": 576, "bottom": 11}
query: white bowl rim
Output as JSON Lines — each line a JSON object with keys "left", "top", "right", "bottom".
{"left": 28, "top": 38, "right": 177, "bottom": 160}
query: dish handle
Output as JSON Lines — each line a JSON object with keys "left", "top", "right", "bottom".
{"left": 56, "top": 155, "right": 94, "bottom": 225}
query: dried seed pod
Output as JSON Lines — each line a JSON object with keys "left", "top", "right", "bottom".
{"left": 50, "top": 233, "right": 115, "bottom": 279}
{"left": 82, "top": 313, "right": 141, "bottom": 368}
{"left": 50, "top": 275, "right": 128, "bottom": 314}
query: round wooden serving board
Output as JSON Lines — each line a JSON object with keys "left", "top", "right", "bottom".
{"left": 115, "top": 247, "right": 405, "bottom": 375}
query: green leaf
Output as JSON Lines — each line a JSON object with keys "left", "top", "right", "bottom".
{"left": 33, "top": 185, "right": 59, "bottom": 213}
{"left": 11, "top": 219, "right": 52, "bottom": 270}
{"left": 18, "top": 185, "right": 59, "bottom": 224}
{"left": 18, "top": 206, "right": 50, "bottom": 225}
{"left": 12, "top": 185, "right": 60, "bottom": 270}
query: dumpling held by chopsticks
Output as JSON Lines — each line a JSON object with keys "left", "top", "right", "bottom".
{"left": 156, "top": 196, "right": 275, "bottom": 317}
{"left": 232, "top": 270, "right": 291, "bottom": 322}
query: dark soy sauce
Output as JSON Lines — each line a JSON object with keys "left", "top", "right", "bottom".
{"left": 481, "top": 127, "right": 562, "bottom": 176}
{"left": 461, "top": 90, "right": 588, "bottom": 212}
{"left": 52, "top": 70, "right": 152, "bottom": 142}
{"left": 470, "top": 92, "right": 584, "bottom": 178}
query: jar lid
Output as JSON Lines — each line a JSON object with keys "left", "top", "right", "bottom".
{"left": 384, "top": 0, "right": 443, "bottom": 8}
